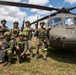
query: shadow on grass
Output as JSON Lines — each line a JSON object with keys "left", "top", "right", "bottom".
{"left": 11, "top": 57, "right": 17, "bottom": 64}
{"left": 47, "top": 47, "right": 76, "bottom": 64}
{"left": 11, "top": 54, "right": 31, "bottom": 64}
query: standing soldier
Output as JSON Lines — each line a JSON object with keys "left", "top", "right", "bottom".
{"left": 2, "top": 32, "right": 14, "bottom": 66}
{"left": 11, "top": 21, "right": 20, "bottom": 42}
{"left": 35, "top": 21, "right": 47, "bottom": 60}
{"left": 23, "top": 20, "right": 34, "bottom": 57}
{"left": 0, "top": 19, "right": 9, "bottom": 41}
{"left": 0, "top": 19, "right": 9, "bottom": 63}
{"left": 29, "top": 24, "right": 35, "bottom": 39}
{"left": 16, "top": 32, "right": 26, "bottom": 63}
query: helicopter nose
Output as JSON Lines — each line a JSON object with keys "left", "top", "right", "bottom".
{"left": 49, "top": 28, "right": 76, "bottom": 41}
{"left": 61, "top": 29, "right": 76, "bottom": 41}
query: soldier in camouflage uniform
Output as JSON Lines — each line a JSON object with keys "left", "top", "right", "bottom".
{"left": 2, "top": 32, "right": 14, "bottom": 66}
{"left": 29, "top": 24, "right": 35, "bottom": 38}
{"left": 35, "top": 21, "right": 47, "bottom": 60}
{"left": 23, "top": 20, "right": 34, "bottom": 57}
{"left": 0, "top": 19, "right": 9, "bottom": 41}
{"left": 11, "top": 21, "right": 20, "bottom": 42}
{"left": 16, "top": 32, "right": 27, "bottom": 63}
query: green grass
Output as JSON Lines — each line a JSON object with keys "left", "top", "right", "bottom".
{"left": 0, "top": 48, "right": 76, "bottom": 75}
{"left": 0, "top": 38, "right": 76, "bottom": 75}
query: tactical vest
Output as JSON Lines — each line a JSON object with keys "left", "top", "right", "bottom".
{"left": 38, "top": 28, "right": 46, "bottom": 38}
{"left": 29, "top": 27, "right": 34, "bottom": 38}
{"left": 17, "top": 39, "right": 25, "bottom": 51}
{"left": 0, "top": 26, "right": 9, "bottom": 39}
{"left": 23, "top": 27, "right": 30, "bottom": 36}
{"left": 12, "top": 27, "right": 20, "bottom": 37}
{"left": 3, "top": 39, "right": 14, "bottom": 51}
{"left": 3, "top": 39, "right": 11, "bottom": 49}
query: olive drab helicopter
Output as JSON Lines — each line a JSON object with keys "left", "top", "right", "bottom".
{"left": 0, "top": 1, "right": 76, "bottom": 49}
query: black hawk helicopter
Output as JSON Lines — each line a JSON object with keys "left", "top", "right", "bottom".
{"left": 0, "top": 1, "right": 76, "bottom": 49}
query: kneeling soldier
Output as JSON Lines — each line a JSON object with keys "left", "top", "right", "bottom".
{"left": 3, "top": 32, "right": 14, "bottom": 66}
{"left": 16, "top": 32, "right": 26, "bottom": 63}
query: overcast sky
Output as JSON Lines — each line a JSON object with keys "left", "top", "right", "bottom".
{"left": 0, "top": 0, "right": 76, "bottom": 28}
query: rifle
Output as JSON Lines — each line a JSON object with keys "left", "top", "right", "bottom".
{"left": 21, "top": 17, "right": 25, "bottom": 31}
{"left": 35, "top": 15, "right": 38, "bottom": 37}
{"left": 0, "top": 41, "right": 6, "bottom": 62}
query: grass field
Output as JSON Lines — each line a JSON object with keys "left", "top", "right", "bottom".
{"left": 0, "top": 38, "right": 76, "bottom": 75}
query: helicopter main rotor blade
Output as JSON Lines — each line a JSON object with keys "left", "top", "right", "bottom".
{"left": 69, "top": 12, "right": 76, "bottom": 15}
{"left": 31, "top": 12, "right": 59, "bottom": 25}
{"left": 0, "top": 1, "right": 58, "bottom": 11}
{"left": 69, "top": 7, "right": 76, "bottom": 11}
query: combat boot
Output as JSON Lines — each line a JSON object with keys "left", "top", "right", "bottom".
{"left": 36, "top": 54, "right": 39, "bottom": 60}
{"left": 7, "top": 61, "right": 11, "bottom": 66}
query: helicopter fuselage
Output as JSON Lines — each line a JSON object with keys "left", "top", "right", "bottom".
{"left": 48, "top": 13, "right": 76, "bottom": 49}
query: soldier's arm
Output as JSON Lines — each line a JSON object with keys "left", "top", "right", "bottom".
{"left": 23, "top": 41, "right": 28, "bottom": 54}
{"left": 6, "top": 40, "right": 14, "bottom": 51}
{"left": 31, "top": 27, "right": 35, "bottom": 32}
{"left": 15, "top": 40, "right": 20, "bottom": 50}
{"left": 6, "top": 26, "right": 10, "bottom": 32}
{"left": 0, "top": 42, "right": 2, "bottom": 48}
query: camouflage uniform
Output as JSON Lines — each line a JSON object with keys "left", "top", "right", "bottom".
{"left": 35, "top": 21, "right": 47, "bottom": 60}
{"left": 29, "top": 26, "right": 35, "bottom": 39}
{"left": 16, "top": 32, "right": 27, "bottom": 63}
{"left": 0, "top": 19, "right": 9, "bottom": 41}
{"left": 3, "top": 32, "right": 14, "bottom": 65}
{"left": 11, "top": 21, "right": 20, "bottom": 39}
{"left": 23, "top": 21, "right": 34, "bottom": 56}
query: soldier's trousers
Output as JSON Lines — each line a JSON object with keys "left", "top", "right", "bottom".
{"left": 25, "top": 39, "right": 33, "bottom": 55}
{"left": 16, "top": 50, "right": 25, "bottom": 63}
{"left": 36, "top": 38, "right": 47, "bottom": 59}
{"left": 6, "top": 50, "right": 12, "bottom": 62}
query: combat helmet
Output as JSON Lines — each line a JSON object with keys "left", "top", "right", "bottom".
{"left": 4, "top": 32, "right": 11, "bottom": 36}
{"left": 13, "top": 21, "right": 19, "bottom": 24}
{"left": 25, "top": 20, "right": 30, "bottom": 24}
{"left": 40, "top": 21, "right": 45, "bottom": 25}
{"left": 19, "top": 32, "right": 25, "bottom": 36}
{"left": 1, "top": 19, "right": 7, "bottom": 23}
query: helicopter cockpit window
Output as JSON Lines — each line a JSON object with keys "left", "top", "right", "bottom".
{"left": 74, "top": 17, "right": 76, "bottom": 25}
{"left": 64, "top": 17, "right": 73, "bottom": 26}
{"left": 49, "top": 18, "right": 62, "bottom": 26}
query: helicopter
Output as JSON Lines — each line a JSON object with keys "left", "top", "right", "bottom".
{"left": 0, "top": 1, "right": 76, "bottom": 49}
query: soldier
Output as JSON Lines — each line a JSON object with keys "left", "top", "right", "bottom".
{"left": 0, "top": 19, "right": 9, "bottom": 41}
{"left": 29, "top": 24, "right": 35, "bottom": 39}
{"left": 2, "top": 32, "right": 14, "bottom": 66}
{"left": 23, "top": 20, "right": 34, "bottom": 57}
{"left": 16, "top": 32, "right": 26, "bottom": 63}
{"left": 35, "top": 21, "right": 47, "bottom": 60}
{"left": 11, "top": 21, "right": 20, "bottom": 41}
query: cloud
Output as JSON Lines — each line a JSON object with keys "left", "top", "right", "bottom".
{"left": 65, "top": 0, "right": 76, "bottom": 4}
{"left": 26, "top": 14, "right": 41, "bottom": 23}
{"left": 0, "top": 0, "right": 21, "bottom": 2}
{"left": 0, "top": 5, "right": 27, "bottom": 23}
{"left": 0, "top": 0, "right": 27, "bottom": 23}
{"left": 26, "top": 14, "right": 42, "bottom": 28}
{"left": 28, "top": 0, "right": 49, "bottom": 5}
{"left": 30, "top": 4, "right": 55, "bottom": 15}
{"left": 26, "top": 14, "right": 48, "bottom": 28}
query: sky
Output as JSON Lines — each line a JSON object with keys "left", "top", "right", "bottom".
{"left": 0, "top": 0, "right": 76, "bottom": 28}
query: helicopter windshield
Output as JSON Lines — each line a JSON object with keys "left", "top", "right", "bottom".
{"left": 74, "top": 17, "right": 76, "bottom": 25}
{"left": 64, "top": 17, "right": 73, "bottom": 26}
{"left": 49, "top": 18, "right": 62, "bottom": 26}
